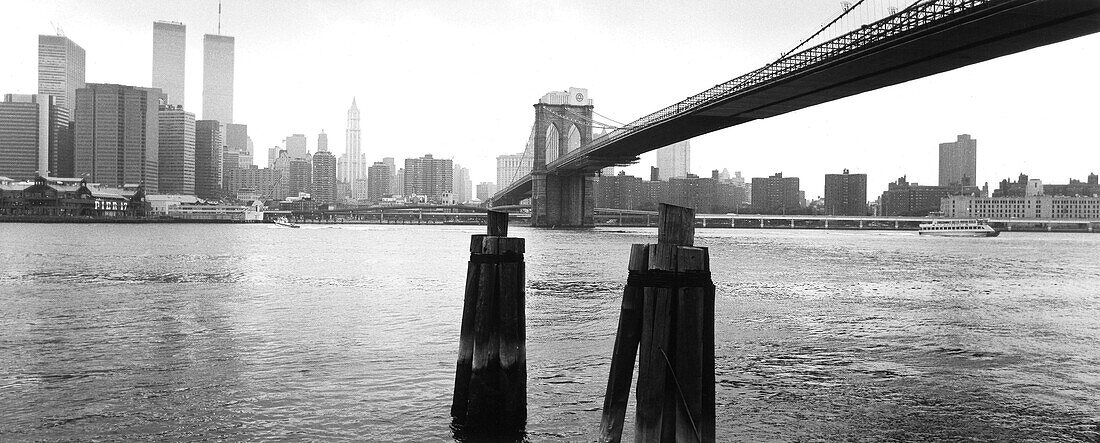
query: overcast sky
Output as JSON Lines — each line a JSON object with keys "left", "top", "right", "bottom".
{"left": 2, "top": 0, "right": 1097, "bottom": 198}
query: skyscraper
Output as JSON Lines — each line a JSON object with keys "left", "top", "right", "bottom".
{"left": 655, "top": 140, "right": 691, "bottom": 181}
{"left": 286, "top": 133, "right": 308, "bottom": 159}
{"left": 202, "top": 34, "right": 234, "bottom": 124}
{"left": 152, "top": 21, "right": 186, "bottom": 106}
{"left": 195, "top": 120, "right": 223, "bottom": 199}
{"left": 824, "top": 169, "right": 868, "bottom": 216}
{"left": 317, "top": 131, "right": 328, "bottom": 152}
{"left": 938, "top": 134, "right": 977, "bottom": 187}
{"left": 345, "top": 98, "right": 366, "bottom": 194}
{"left": 312, "top": 150, "right": 337, "bottom": 204}
{"left": 157, "top": 104, "right": 195, "bottom": 195}
{"left": 74, "top": 84, "right": 160, "bottom": 193}
{"left": 38, "top": 35, "right": 85, "bottom": 111}
{"left": 0, "top": 94, "right": 71, "bottom": 179}
{"left": 226, "top": 123, "right": 248, "bottom": 166}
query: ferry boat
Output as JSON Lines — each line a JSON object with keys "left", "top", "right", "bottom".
{"left": 272, "top": 217, "right": 300, "bottom": 228}
{"left": 918, "top": 219, "right": 998, "bottom": 237}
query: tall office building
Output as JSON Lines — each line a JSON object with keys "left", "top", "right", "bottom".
{"left": 152, "top": 21, "right": 186, "bottom": 106}
{"left": 38, "top": 35, "right": 85, "bottom": 111}
{"left": 225, "top": 123, "right": 248, "bottom": 167}
{"left": 750, "top": 172, "right": 801, "bottom": 214}
{"left": 317, "top": 131, "right": 329, "bottom": 152}
{"left": 476, "top": 182, "right": 498, "bottom": 202}
{"left": 74, "top": 84, "right": 160, "bottom": 193}
{"left": 655, "top": 140, "right": 691, "bottom": 181}
{"left": 496, "top": 153, "right": 528, "bottom": 188}
{"left": 404, "top": 154, "right": 452, "bottom": 203}
{"left": 195, "top": 120, "right": 223, "bottom": 199}
{"left": 202, "top": 34, "right": 234, "bottom": 124}
{"left": 0, "top": 94, "right": 71, "bottom": 179}
{"left": 312, "top": 150, "right": 337, "bottom": 204}
{"left": 938, "top": 134, "right": 977, "bottom": 186}
{"left": 157, "top": 104, "right": 195, "bottom": 195}
{"left": 288, "top": 158, "right": 312, "bottom": 197}
{"left": 824, "top": 169, "right": 868, "bottom": 216}
{"left": 453, "top": 164, "right": 472, "bottom": 204}
{"left": 345, "top": 99, "right": 366, "bottom": 194}
{"left": 286, "top": 133, "right": 308, "bottom": 159}
{"left": 367, "top": 161, "right": 393, "bottom": 202}
{"left": 241, "top": 136, "right": 254, "bottom": 168}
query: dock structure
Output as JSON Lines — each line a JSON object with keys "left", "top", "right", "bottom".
{"left": 451, "top": 211, "right": 527, "bottom": 437}
{"left": 600, "top": 203, "right": 716, "bottom": 442}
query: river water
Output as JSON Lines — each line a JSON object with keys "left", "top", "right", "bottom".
{"left": 0, "top": 224, "right": 1098, "bottom": 442}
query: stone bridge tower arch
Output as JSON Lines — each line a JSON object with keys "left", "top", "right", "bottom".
{"left": 531, "top": 88, "right": 596, "bottom": 227}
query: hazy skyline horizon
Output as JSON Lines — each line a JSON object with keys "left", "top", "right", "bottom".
{"left": 2, "top": 0, "right": 1098, "bottom": 199}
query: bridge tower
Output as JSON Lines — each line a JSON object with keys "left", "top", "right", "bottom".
{"left": 531, "top": 88, "right": 596, "bottom": 227}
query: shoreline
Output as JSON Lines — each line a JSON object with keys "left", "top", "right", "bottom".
{"left": 1, "top": 216, "right": 1097, "bottom": 233}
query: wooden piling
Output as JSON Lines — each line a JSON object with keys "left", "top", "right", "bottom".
{"left": 452, "top": 212, "right": 526, "bottom": 435}
{"left": 599, "top": 203, "right": 715, "bottom": 442}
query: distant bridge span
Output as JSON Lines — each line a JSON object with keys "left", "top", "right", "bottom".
{"left": 492, "top": 0, "right": 1100, "bottom": 226}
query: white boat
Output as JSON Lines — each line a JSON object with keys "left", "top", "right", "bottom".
{"left": 272, "top": 217, "right": 300, "bottom": 228}
{"left": 918, "top": 219, "right": 998, "bottom": 237}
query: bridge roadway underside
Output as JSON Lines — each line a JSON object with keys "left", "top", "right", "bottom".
{"left": 569, "top": 0, "right": 1100, "bottom": 169}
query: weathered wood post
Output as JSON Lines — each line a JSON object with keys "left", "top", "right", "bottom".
{"left": 599, "top": 203, "right": 715, "bottom": 442}
{"left": 452, "top": 210, "right": 526, "bottom": 436}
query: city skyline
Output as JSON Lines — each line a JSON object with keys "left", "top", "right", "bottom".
{"left": 1, "top": 1, "right": 1098, "bottom": 197}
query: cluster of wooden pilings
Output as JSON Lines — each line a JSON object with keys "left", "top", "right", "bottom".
{"left": 451, "top": 204, "right": 715, "bottom": 442}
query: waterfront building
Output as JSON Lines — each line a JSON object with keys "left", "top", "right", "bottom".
{"left": 453, "top": 164, "right": 472, "bottom": 204}
{"left": 286, "top": 133, "right": 308, "bottom": 159}
{"left": 312, "top": 150, "right": 337, "bottom": 204}
{"left": 824, "top": 169, "right": 868, "bottom": 216}
{"left": 995, "top": 173, "right": 1100, "bottom": 198}
{"left": 38, "top": 35, "right": 85, "bottom": 111}
{"left": 404, "top": 154, "right": 452, "bottom": 203}
{"left": 596, "top": 172, "right": 642, "bottom": 210}
{"left": 939, "top": 134, "right": 977, "bottom": 187}
{"left": 879, "top": 176, "right": 948, "bottom": 216}
{"left": 0, "top": 176, "right": 147, "bottom": 218}
{"left": 942, "top": 195, "right": 1100, "bottom": 219}
{"left": 367, "top": 162, "right": 394, "bottom": 202}
{"left": 152, "top": 21, "right": 186, "bottom": 106}
{"left": 476, "top": 182, "right": 497, "bottom": 202}
{"left": 751, "top": 172, "right": 801, "bottom": 214}
{"left": 157, "top": 104, "right": 195, "bottom": 195}
{"left": 666, "top": 176, "right": 742, "bottom": 214}
{"left": 496, "top": 153, "right": 529, "bottom": 189}
{"left": 202, "top": 34, "right": 234, "bottom": 125}
{"left": 0, "top": 94, "right": 71, "bottom": 179}
{"left": 225, "top": 165, "right": 276, "bottom": 199}
{"left": 195, "top": 120, "right": 223, "bottom": 199}
{"left": 74, "top": 84, "right": 161, "bottom": 193}
{"left": 655, "top": 140, "right": 691, "bottom": 181}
